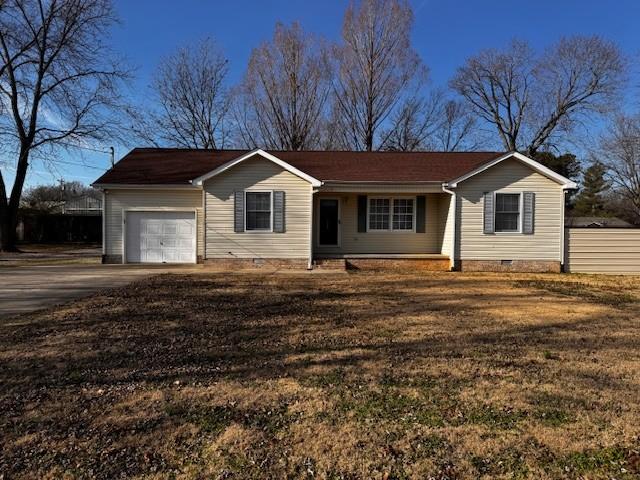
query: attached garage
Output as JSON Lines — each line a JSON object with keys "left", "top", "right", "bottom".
{"left": 125, "top": 211, "right": 196, "bottom": 264}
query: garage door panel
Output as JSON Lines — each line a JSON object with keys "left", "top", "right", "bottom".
{"left": 143, "top": 248, "right": 163, "bottom": 263}
{"left": 144, "top": 221, "right": 162, "bottom": 235}
{"left": 177, "top": 223, "right": 194, "bottom": 235}
{"left": 126, "top": 211, "right": 196, "bottom": 264}
{"left": 176, "top": 237, "right": 192, "bottom": 249}
{"left": 143, "top": 236, "right": 162, "bottom": 249}
{"left": 163, "top": 223, "right": 178, "bottom": 235}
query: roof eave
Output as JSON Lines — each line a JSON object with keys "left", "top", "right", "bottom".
{"left": 445, "top": 151, "right": 577, "bottom": 189}
{"left": 192, "top": 148, "right": 323, "bottom": 187}
{"left": 92, "top": 183, "right": 202, "bottom": 190}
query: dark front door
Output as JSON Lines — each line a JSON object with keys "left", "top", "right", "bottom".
{"left": 319, "top": 199, "right": 339, "bottom": 246}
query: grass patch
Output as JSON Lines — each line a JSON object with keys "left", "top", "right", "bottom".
{"left": 533, "top": 407, "right": 574, "bottom": 427}
{"left": 165, "top": 402, "right": 234, "bottom": 435}
{"left": 516, "top": 279, "right": 637, "bottom": 306}
{"left": 471, "top": 450, "right": 530, "bottom": 479}
{"left": 165, "top": 401, "right": 294, "bottom": 436}
{"left": 556, "top": 446, "right": 635, "bottom": 476}
{"left": 462, "top": 405, "right": 526, "bottom": 430}
{"left": 542, "top": 350, "right": 560, "bottom": 360}
{"left": 3, "top": 271, "right": 640, "bottom": 478}
{"left": 335, "top": 388, "right": 445, "bottom": 427}
{"left": 304, "top": 368, "right": 347, "bottom": 388}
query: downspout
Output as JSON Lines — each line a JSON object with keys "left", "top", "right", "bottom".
{"left": 442, "top": 185, "right": 456, "bottom": 271}
{"left": 308, "top": 187, "right": 316, "bottom": 270}
{"left": 202, "top": 187, "right": 206, "bottom": 264}
{"left": 560, "top": 189, "right": 567, "bottom": 272}
{"left": 101, "top": 190, "right": 106, "bottom": 263}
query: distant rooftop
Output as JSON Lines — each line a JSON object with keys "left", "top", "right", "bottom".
{"left": 566, "top": 216, "right": 634, "bottom": 228}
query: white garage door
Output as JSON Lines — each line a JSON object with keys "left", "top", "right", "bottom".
{"left": 125, "top": 211, "right": 196, "bottom": 264}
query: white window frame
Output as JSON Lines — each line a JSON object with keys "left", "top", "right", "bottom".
{"left": 367, "top": 196, "right": 417, "bottom": 233}
{"left": 244, "top": 190, "right": 273, "bottom": 233}
{"left": 493, "top": 191, "right": 523, "bottom": 234}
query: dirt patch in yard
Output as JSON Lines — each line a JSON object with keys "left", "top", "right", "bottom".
{"left": 1, "top": 271, "right": 639, "bottom": 479}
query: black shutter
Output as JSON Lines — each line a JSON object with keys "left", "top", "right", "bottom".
{"left": 483, "top": 192, "right": 494, "bottom": 234}
{"left": 234, "top": 191, "right": 244, "bottom": 233}
{"left": 416, "top": 195, "right": 426, "bottom": 233}
{"left": 273, "top": 191, "right": 285, "bottom": 233}
{"left": 523, "top": 191, "right": 535, "bottom": 234}
{"left": 357, "top": 195, "right": 367, "bottom": 233}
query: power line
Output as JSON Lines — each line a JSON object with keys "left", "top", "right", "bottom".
{"left": 57, "top": 141, "right": 112, "bottom": 154}
{"left": 43, "top": 158, "right": 106, "bottom": 171}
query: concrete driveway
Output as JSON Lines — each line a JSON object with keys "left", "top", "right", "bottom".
{"left": 0, "top": 264, "right": 199, "bottom": 318}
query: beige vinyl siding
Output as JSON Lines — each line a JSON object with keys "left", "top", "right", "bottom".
{"left": 565, "top": 228, "right": 640, "bottom": 274}
{"left": 204, "top": 157, "right": 312, "bottom": 259}
{"left": 455, "top": 158, "right": 563, "bottom": 261}
{"left": 104, "top": 188, "right": 204, "bottom": 258}
{"left": 314, "top": 193, "right": 445, "bottom": 255}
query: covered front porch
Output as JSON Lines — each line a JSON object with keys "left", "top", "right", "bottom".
{"left": 310, "top": 185, "right": 455, "bottom": 270}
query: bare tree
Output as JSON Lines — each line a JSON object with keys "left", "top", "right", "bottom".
{"left": 131, "top": 39, "right": 230, "bottom": 149}
{"left": 235, "top": 22, "right": 331, "bottom": 150}
{"left": 599, "top": 115, "right": 640, "bottom": 222}
{"left": 451, "top": 36, "right": 627, "bottom": 155}
{"left": 381, "top": 90, "right": 478, "bottom": 151}
{"left": 0, "top": 0, "right": 128, "bottom": 251}
{"left": 332, "top": 0, "right": 426, "bottom": 151}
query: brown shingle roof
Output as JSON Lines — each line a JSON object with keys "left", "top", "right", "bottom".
{"left": 93, "top": 148, "right": 505, "bottom": 185}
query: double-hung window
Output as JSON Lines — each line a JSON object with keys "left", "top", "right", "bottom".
{"left": 368, "top": 197, "right": 415, "bottom": 231}
{"left": 368, "top": 198, "right": 390, "bottom": 230}
{"left": 245, "top": 192, "right": 272, "bottom": 231}
{"left": 494, "top": 193, "right": 520, "bottom": 232}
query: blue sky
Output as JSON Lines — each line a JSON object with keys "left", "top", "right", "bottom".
{"left": 14, "top": 0, "right": 640, "bottom": 189}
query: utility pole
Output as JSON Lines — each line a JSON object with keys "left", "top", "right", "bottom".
{"left": 110, "top": 146, "right": 115, "bottom": 167}
{"left": 59, "top": 178, "right": 65, "bottom": 213}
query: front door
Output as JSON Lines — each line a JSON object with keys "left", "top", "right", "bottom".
{"left": 319, "top": 198, "right": 339, "bottom": 246}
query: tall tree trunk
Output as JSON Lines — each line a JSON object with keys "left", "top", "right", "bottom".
{"left": 0, "top": 203, "right": 19, "bottom": 252}
{"left": 0, "top": 146, "right": 30, "bottom": 252}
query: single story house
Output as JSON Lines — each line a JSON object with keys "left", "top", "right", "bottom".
{"left": 92, "top": 148, "right": 577, "bottom": 272}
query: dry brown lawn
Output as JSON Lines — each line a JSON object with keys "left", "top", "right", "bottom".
{"left": 1, "top": 271, "right": 639, "bottom": 479}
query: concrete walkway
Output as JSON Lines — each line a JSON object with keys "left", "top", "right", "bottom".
{"left": 0, "top": 264, "right": 198, "bottom": 318}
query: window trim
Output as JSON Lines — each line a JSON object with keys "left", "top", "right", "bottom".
{"left": 493, "top": 191, "right": 523, "bottom": 234}
{"left": 366, "top": 196, "right": 417, "bottom": 233}
{"left": 244, "top": 190, "right": 273, "bottom": 233}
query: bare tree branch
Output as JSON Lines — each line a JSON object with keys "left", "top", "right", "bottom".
{"left": 0, "top": 0, "right": 129, "bottom": 251}
{"left": 451, "top": 36, "right": 627, "bottom": 155}
{"left": 234, "top": 22, "right": 331, "bottom": 150}
{"left": 130, "top": 38, "right": 230, "bottom": 149}
{"left": 331, "top": 0, "right": 427, "bottom": 151}
{"left": 381, "top": 90, "right": 480, "bottom": 151}
{"left": 599, "top": 114, "right": 640, "bottom": 222}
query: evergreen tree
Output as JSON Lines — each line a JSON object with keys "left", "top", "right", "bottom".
{"left": 534, "top": 152, "right": 581, "bottom": 181}
{"left": 534, "top": 151, "right": 581, "bottom": 207}
{"left": 573, "top": 162, "right": 610, "bottom": 216}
